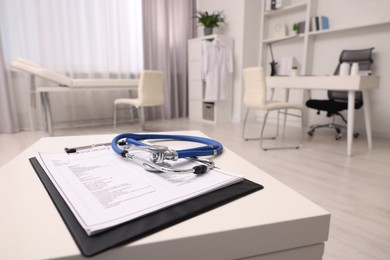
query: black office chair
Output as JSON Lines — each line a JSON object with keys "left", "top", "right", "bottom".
{"left": 306, "top": 47, "right": 374, "bottom": 140}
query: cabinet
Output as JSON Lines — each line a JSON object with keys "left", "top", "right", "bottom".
{"left": 188, "top": 35, "right": 234, "bottom": 123}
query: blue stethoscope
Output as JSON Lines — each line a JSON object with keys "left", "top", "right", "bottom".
{"left": 111, "top": 133, "right": 223, "bottom": 174}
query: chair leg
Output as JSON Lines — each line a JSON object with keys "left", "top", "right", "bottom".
{"left": 137, "top": 106, "right": 145, "bottom": 131}
{"left": 161, "top": 105, "right": 165, "bottom": 121}
{"left": 129, "top": 106, "right": 135, "bottom": 122}
{"left": 242, "top": 108, "right": 278, "bottom": 141}
{"left": 113, "top": 103, "right": 117, "bottom": 131}
{"left": 282, "top": 108, "right": 287, "bottom": 137}
{"left": 259, "top": 111, "right": 270, "bottom": 150}
{"left": 275, "top": 109, "right": 280, "bottom": 138}
{"left": 260, "top": 109, "right": 302, "bottom": 151}
{"left": 242, "top": 108, "right": 252, "bottom": 140}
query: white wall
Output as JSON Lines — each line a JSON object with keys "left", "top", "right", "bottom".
{"left": 196, "top": 0, "right": 390, "bottom": 138}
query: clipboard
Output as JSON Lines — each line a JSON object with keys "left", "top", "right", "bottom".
{"left": 30, "top": 157, "right": 263, "bottom": 257}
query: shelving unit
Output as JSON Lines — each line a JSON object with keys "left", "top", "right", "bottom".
{"left": 263, "top": 2, "right": 307, "bottom": 17}
{"left": 187, "top": 35, "right": 234, "bottom": 123}
{"left": 259, "top": 0, "right": 390, "bottom": 76}
{"left": 259, "top": 0, "right": 312, "bottom": 76}
{"left": 308, "top": 20, "right": 390, "bottom": 36}
{"left": 263, "top": 34, "right": 303, "bottom": 44}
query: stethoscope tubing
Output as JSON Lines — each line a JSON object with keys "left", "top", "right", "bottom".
{"left": 111, "top": 133, "right": 223, "bottom": 158}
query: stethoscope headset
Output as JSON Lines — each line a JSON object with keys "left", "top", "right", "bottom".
{"left": 111, "top": 133, "right": 223, "bottom": 174}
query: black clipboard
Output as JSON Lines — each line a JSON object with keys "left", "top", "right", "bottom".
{"left": 30, "top": 157, "right": 263, "bottom": 257}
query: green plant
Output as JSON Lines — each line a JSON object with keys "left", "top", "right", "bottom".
{"left": 292, "top": 23, "right": 299, "bottom": 31}
{"left": 194, "top": 11, "right": 225, "bottom": 28}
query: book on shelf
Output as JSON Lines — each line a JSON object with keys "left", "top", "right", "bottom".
{"left": 297, "top": 21, "right": 305, "bottom": 34}
{"left": 265, "top": 0, "right": 271, "bottom": 11}
{"left": 319, "top": 16, "right": 329, "bottom": 30}
{"left": 271, "top": 0, "right": 277, "bottom": 10}
{"left": 311, "top": 16, "right": 329, "bottom": 31}
{"left": 311, "top": 16, "right": 317, "bottom": 31}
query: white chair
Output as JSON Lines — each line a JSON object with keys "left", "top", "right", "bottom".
{"left": 113, "top": 70, "right": 164, "bottom": 131}
{"left": 242, "top": 67, "right": 303, "bottom": 151}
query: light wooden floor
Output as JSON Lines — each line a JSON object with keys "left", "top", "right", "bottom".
{"left": 1, "top": 118, "right": 389, "bottom": 260}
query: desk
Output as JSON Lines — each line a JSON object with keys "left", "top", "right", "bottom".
{"left": 36, "top": 83, "right": 138, "bottom": 136}
{"left": 266, "top": 75, "right": 380, "bottom": 156}
{"left": 0, "top": 131, "right": 330, "bottom": 260}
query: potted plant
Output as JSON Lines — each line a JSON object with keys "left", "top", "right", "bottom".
{"left": 194, "top": 11, "right": 225, "bottom": 36}
{"left": 292, "top": 23, "right": 299, "bottom": 35}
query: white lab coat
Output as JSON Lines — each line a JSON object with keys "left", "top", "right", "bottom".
{"left": 202, "top": 39, "right": 233, "bottom": 101}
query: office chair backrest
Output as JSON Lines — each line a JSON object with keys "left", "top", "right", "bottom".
{"left": 243, "top": 67, "right": 267, "bottom": 108}
{"left": 329, "top": 47, "right": 374, "bottom": 102}
{"left": 138, "top": 70, "right": 164, "bottom": 106}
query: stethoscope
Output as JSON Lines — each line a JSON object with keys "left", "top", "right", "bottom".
{"left": 111, "top": 133, "right": 223, "bottom": 174}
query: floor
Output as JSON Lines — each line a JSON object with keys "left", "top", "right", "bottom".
{"left": 1, "top": 118, "right": 389, "bottom": 260}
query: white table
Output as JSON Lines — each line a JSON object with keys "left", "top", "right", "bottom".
{"left": 266, "top": 75, "right": 380, "bottom": 156}
{"left": 0, "top": 131, "right": 330, "bottom": 260}
{"left": 36, "top": 83, "right": 138, "bottom": 135}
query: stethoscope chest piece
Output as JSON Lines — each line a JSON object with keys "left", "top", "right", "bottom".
{"left": 145, "top": 145, "right": 172, "bottom": 172}
{"left": 148, "top": 145, "right": 168, "bottom": 163}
